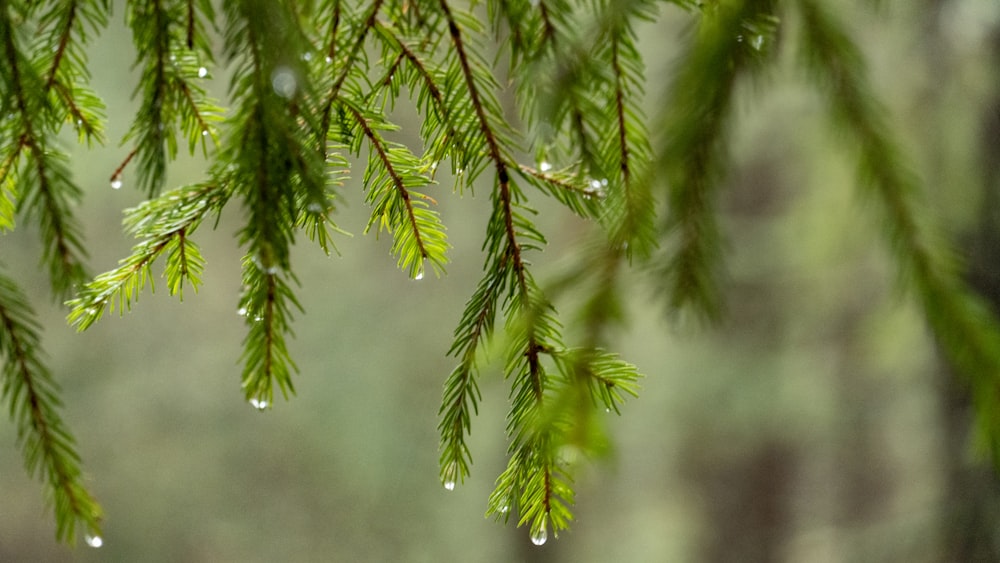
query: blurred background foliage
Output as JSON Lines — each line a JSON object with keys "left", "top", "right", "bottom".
{"left": 4, "top": 0, "right": 1000, "bottom": 561}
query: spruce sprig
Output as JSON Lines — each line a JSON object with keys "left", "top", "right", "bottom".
{"left": 655, "top": 0, "right": 778, "bottom": 321}
{"left": 120, "top": 0, "right": 221, "bottom": 195}
{"left": 0, "top": 275, "right": 102, "bottom": 544}
{"left": 67, "top": 181, "right": 227, "bottom": 330}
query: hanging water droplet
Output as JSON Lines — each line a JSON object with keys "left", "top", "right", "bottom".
{"left": 237, "top": 306, "right": 248, "bottom": 317}
{"left": 201, "top": 129, "right": 209, "bottom": 136}
{"left": 325, "top": 55, "right": 333, "bottom": 64}
{"left": 600, "top": 178, "right": 609, "bottom": 187}
{"left": 85, "top": 534, "right": 103, "bottom": 548}
{"left": 443, "top": 480, "right": 456, "bottom": 491}
{"left": 499, "top": 504, "right": 510, "bottom": 513}
{"left": 76, "top": 119, "right": 82, "bottom": 127}
{"left": 271, "top": 66, "right": 298, "bottom": 99}
{"left": 539, "top": 161, "right": 552, "bottom": 172}
{"left": 605, "top": 407, "right": 611, "bottom": 413}
{"left": 249, "top": 398, "right": 269, "bottom": 410}
{"left": 110, "top": 179, "right": 122, "bottom": 190}
{"left": 302, "top": 51, "right": 313, "bottom": 62}
{"left": 589, "top": 179, "right": 602, "bottom": 190}
{"left": 197, "top": 66, "right": 208, "bottom": 78}
{"left": 414, "top": 271, "right": 424, "bottom": 281}
{"left": 530, "top": 525, "right": 547, "bottom": 546}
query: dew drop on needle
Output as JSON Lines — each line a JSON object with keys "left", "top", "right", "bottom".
{"left": 530, "top": 526, "right": 547, "bottom": 546}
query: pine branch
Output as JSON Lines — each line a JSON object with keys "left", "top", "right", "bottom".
{"left": 120, "top": 0, "right": 220, "bottom": 194}
{"left": 796, "top": 0, "right": 1000, "bottom": 465}
{"left": 0, "top": 8, "right": 89, "bottom": 300}
{"left": 342, "top": 100, "right": 449, "bottom": 279}
{"left": 0, "top": 274, "right": 102, "bottom": 544}
{"left": 655, "top": 0, "right": 778, "bottom": 321}
{"left": 36, "top": 0, "right": 109, "bottom": 146}
{"left": 67, "top": 182, "right": 227, "bottom": 330}
{"left": 223, "top": 0, "right": 326, "bottom": 406}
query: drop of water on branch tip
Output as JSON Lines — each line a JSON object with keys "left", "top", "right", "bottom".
{"left": 85, "top": 535, "right": 103, "bottom": 548}
{"left": 415, "top": 271, "right": 424, "bottom": 280}
{"left": 197, "top": 66, "right": 208, "bottom": 78}
{"left": 539, "top": 161, "right": 552, "bottom": 172}
{"left": 530, "top": 526, "right": 547, "bottom": 546}
{"left": 249, "top": 398, "right": 268, "bottom": 410}
{"left": 325, "top": 56, "right": 333, "bottom": 64}
{"left": 237, "top": 307, "right": 248, "bottom": 317}
{"left": 202, "top": 130, "right": 208, "bottom": 136}
{"left": 110, "top": 179, "right": 122, "bottom": 190}
{"left": 443, "top": 480, "right": 456, "bottom": 491}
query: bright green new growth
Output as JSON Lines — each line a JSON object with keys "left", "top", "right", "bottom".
{"left": 2, "top": 0, "right": 1000, "bottom": 548}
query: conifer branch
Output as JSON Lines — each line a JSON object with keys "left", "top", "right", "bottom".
{"left": 0, "top": 274, "right": 102, "bottom": 544}
{"left": 123, "top": 0, "right": 220, "bottom": 194}
{"left": 0, "top": 8, "right": 89, "bottom": 300}
{"left": 67, "top": 182, "right": 226, "bottom": 330}
{"left": 796, "top": 0, "right": 1000, "bottom": 464}
{"left": 343, "top": 102, "right": 448, "bottom": 278}
{"left": 656, "top": 0, "right": 776, "bottom": 321}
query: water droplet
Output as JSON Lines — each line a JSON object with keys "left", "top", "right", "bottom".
{"left": 589, "top": 179, "right": 602, "bottom": 190}
{"left": 75, "top": 119, "right": 82, "bottom": 126}
{"left": 302, "top": 51, "right": 313, "bottom": 62}
{"left": 237, "top": 307, "right": 248, "bottom": 317}
{"left": 456, "top": 168, "right": 464, "bottom": 175}
{"left": 325, "top": 55, "right": 333, "bottom": 64}
{"left": 85, "top": 534, "right": 103, "bottom": 548}
{"left": 414, "top": 271, "right": 424, "bottom": 281}
{"left": 271, "top": 67, "right": 297, "bottom": 99}
{"left": 197, "top": 66, "right": 208, "bottom": 78}
{"left": 539, "top": 161, "right": 552, "bottom": 172}
{"left": 201, "top": 129, "right": 209, "bottom": 136}
{"left": 737, "top": 34, "right": 744, "bottom": 42}
{"left": 751, "top": 35, "right": 764, "bottom": 51}
{"left": 600, "top": 178, "right": 609, "bottom": 187}
{"left": 110, "top": 179, "right": 122, "bottom": 190}
{"left": 249, "top": 398, "right": 269, "bottom": 410}
{"left": 530, "top": 525, "right": 547, "bottom": 546}
{"left": 499, "top": 505, "right": 510, "bottom": 513}
{"left": 443, "top": 480, "right": 455, "bottom": 491}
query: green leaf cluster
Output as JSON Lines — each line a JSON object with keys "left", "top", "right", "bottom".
{"left": 3, "top": 0, "right": 1000, "bottom": 548}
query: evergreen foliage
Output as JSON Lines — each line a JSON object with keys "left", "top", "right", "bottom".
{"left": 2, "top": 0, "right": 999, "bottom": 548}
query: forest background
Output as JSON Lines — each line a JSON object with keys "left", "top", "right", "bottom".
{"left": 3, "top": 0, "right": 1000, "bottom": 561}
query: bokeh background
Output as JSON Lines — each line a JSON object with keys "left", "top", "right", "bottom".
{"left": 4, "top": 1, "right": 1000, "bottom": 561}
